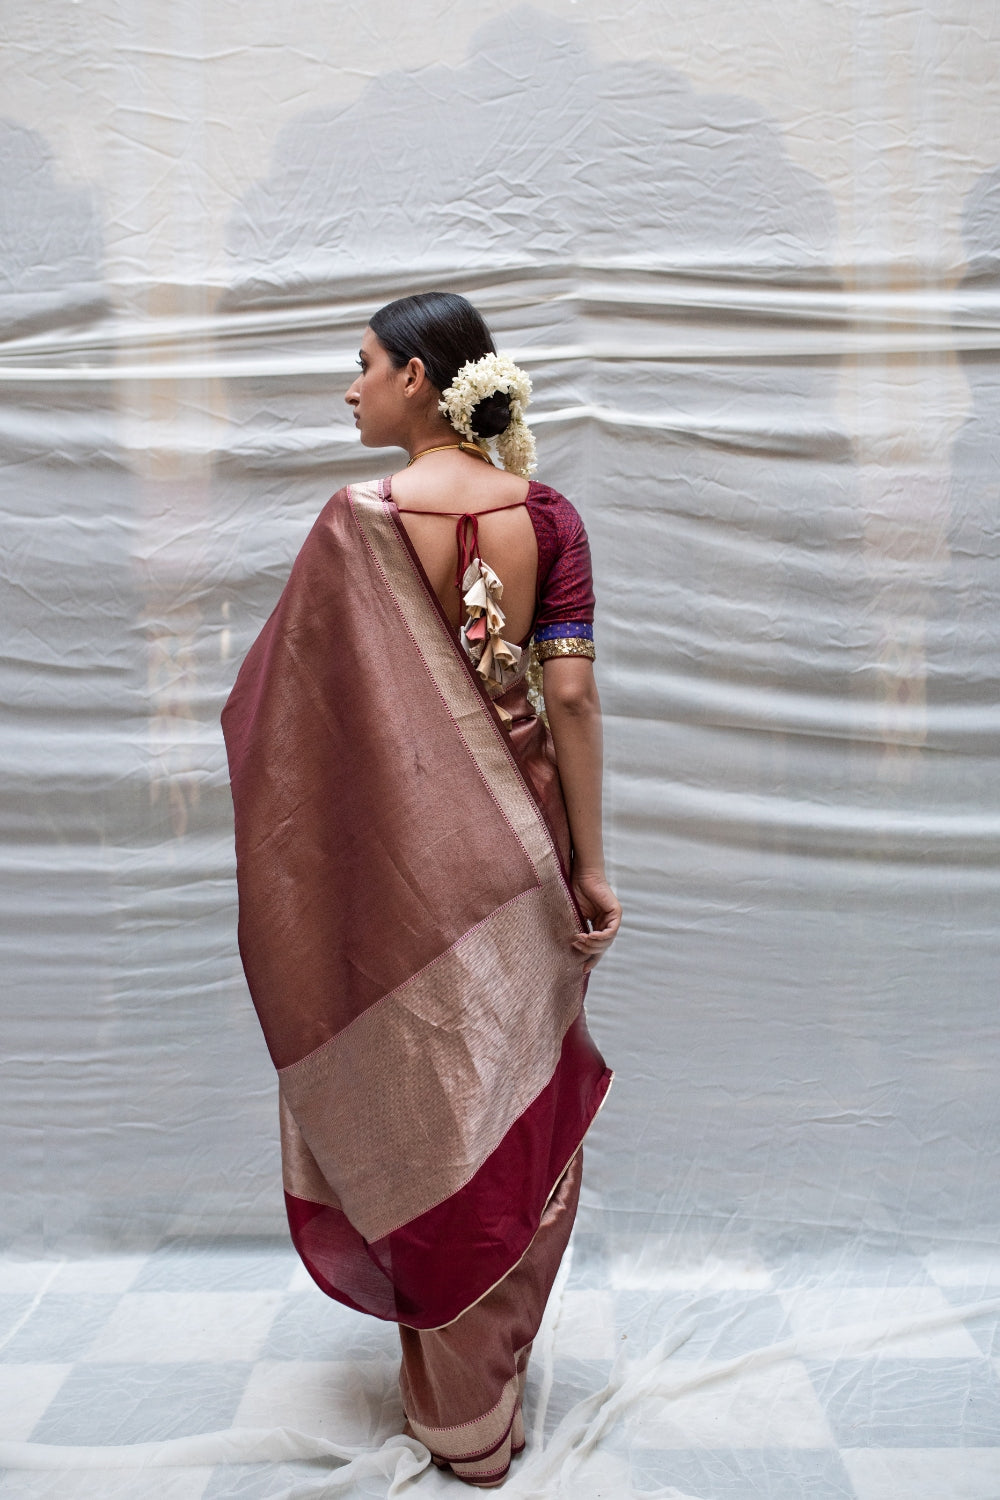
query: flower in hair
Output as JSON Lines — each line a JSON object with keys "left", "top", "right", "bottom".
{"left": 439, "top": 353, "right": 537, "bottom": 478}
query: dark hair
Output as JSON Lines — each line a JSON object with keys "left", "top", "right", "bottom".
{"left": 368, "top": 292, "right": 512, "bottom": 440}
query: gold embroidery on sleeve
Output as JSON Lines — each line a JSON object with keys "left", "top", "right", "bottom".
{"left": 534, "top": 637, "right": 596, "bottom": 663}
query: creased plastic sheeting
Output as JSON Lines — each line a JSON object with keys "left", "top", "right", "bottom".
{"left": 2, "top": 0, "right": 999, "bottom": 1252}
{"left": 2, "top": 0, "right": 1000, "bottom": 1486}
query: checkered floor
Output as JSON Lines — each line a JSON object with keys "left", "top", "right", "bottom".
{"left": 2, "top": 1224, "right": 1000, "bottom": 1499}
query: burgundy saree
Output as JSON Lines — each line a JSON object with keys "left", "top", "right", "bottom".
{"left": 222, "top": 480, "right": 610, "bottom": 1345}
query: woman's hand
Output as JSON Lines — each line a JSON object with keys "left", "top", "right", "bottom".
{"left": 571, "top": 870, "right": 622, "bottom": 973}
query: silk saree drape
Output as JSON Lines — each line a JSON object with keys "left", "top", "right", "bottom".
{"left": 221, "top": 481, "right": 611, "bottom": 1330}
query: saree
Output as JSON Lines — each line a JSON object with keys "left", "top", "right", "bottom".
{"left": 222, "top": 480, "right": 611, "bottom": 1470}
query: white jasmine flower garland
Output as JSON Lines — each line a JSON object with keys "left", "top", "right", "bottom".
{"left": 439, "top": 353, "right": 538, "bottom": 478}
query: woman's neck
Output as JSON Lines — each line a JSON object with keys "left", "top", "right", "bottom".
{"left": 403, "top": 417, "right": 462, "bottom": 463}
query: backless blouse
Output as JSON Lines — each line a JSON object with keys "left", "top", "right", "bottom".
{"left": 391, "top": 478, "right": 596, "bottom": 664}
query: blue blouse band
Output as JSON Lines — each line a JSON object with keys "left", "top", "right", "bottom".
{"left": 534, "top": 621, "right": 594, "bottom": 642}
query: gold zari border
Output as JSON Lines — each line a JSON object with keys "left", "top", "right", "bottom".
{"left": 534, "top": 637, "right": 596, "bottom": 662}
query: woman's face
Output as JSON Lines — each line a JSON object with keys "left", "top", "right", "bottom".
{"left": 344, "top": 327, "right": 412, "bottom": 448}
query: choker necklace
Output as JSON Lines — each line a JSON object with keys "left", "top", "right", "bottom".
{"left": 406, "top": 440, "right": 493, "bottom": 467}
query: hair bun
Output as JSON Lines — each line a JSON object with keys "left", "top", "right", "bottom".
{"left": 469, "top": 390, "right": 511, "bottom": 441}
{"left": 438, "top": 350, "right": 537, "bottom": 476}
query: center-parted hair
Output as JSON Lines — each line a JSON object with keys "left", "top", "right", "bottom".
{"left": 369, "top": 292, "right": 512, "bottom": 440}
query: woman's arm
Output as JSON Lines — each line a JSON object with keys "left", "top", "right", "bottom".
{"left": 542, "top": 655, "right": 622, "bottom": 971}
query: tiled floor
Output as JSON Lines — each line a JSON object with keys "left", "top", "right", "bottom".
{"left": 2, "top": 1230, "right": 1000, "bottom": 1498}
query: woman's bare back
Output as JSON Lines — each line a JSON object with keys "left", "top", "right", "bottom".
{"left": 389, "top": 457, "right": 538, "bottom": 643}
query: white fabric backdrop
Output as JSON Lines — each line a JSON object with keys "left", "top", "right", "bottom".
{"left": 2, "top": 0, "right": 999, "bottom": 1264}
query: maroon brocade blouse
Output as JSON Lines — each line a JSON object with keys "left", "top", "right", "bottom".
{"left": 524, "top": 483, "right": 596, "bottom": 660}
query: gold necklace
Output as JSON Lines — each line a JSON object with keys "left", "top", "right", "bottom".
{"left": 406, "top": 440, "right": 493, "bottom": 467}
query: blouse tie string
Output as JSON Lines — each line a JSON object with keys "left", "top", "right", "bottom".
{"left": 455, "top": 513, "right": 480, "bottom": 590}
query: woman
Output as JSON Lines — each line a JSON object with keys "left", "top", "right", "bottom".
{"left": 222, "top": 292, "right": 621, "bottom": 1487}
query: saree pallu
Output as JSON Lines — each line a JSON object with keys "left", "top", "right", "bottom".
{"left": 222, "top": 481, "right": 611, "bottom": 1339}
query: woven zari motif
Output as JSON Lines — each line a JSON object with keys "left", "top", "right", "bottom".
{"left": 534, "top": 637, "right": 596, "bottom": 662}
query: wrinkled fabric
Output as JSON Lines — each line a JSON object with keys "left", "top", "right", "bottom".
{"left": 221, "top": 483, "right": 609, "bottom": 1326}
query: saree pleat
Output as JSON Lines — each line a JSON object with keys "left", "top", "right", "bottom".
{"left": 399, "top": 1153, "right": 582, "bottom": 1485}
{"left": 222, "top": 482, "right": 610, "bottom": 1332}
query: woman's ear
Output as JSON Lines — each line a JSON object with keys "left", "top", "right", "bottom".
{"left": 402, "top": 357, "right": 427, "bottom": 398}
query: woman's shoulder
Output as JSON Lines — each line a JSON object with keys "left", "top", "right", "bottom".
{"left": 526, "top": 479, "right": 569, "bottom": 505}
{"left": 389, "top": 461, "right": 529, "bottom": 512}
{"left": 527, "top": 479, "right": 583, "bottom": 512}
{"left": 315, "top": 472, "right": 545, "bottom": 521}
{"left": 526, "top": 480, "right": 587, "bottom": 540}
{"left": 314, "top": 479, "right": 386, "bottom": 518}
{"left": 324, "top": 474, "right": 586, "bottom": 531}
